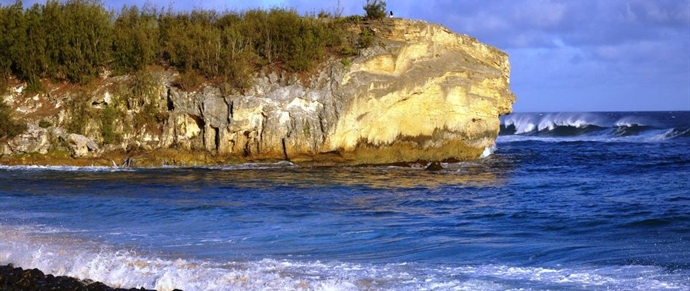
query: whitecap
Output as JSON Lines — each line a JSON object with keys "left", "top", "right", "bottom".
{"left": 2, "top": 223, "right": 688, "bottom": 291}
{"left": 480, "top": 145, "right": 496, "bottom": 158}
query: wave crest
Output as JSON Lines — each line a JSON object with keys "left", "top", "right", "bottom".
{"left": 500, "top": 112, "right": 689, "bottom": 142}
{"left": 2, "top": 224, "right": 687, "bottom": 291}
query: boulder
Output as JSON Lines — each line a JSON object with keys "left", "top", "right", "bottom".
{"left": 6, "top": 124, "right": 51, "bottom": 154}
{"left": 63, "top": 133, "right": 100, "bottom": 158}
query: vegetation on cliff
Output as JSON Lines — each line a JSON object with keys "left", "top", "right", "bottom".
{"left": 0, "top": 96, "right": 26, "bottom": 139}
{"left": 363, "top": 0, "right": 387, "bottom": 20}
{"left": 0, "top": 0, "right": 381, "bottom": 94}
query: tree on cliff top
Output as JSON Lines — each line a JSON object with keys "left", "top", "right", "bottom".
{"left": 363, "top": 0, "right": 387, "bottom": 20}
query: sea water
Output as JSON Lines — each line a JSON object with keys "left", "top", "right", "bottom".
{"left": 1, "top": 111, "right": 689, "bottom": 291}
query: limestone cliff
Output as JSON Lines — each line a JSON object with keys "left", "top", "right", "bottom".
{"left": 0, "top": 19, "right": 515, "bottom": 166}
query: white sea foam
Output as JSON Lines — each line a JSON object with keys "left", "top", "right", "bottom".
{"left": 498, "top": 112, "right": 687, "bottom": 144}
{"left": 502, "top": 112, "right": 605, "bottom": 134}
{"left": 0, "top": 165, "right": 134, "bottom": 172}
{"left": 1, "top": 224, "right": 687, "bottom": 291}
{"left": 613, "top": 115, "right": 652, "bottom": 128}
{"left": 201, "top": 160, "right": 298, "bottom": 171}
{"left": 0, "top": 161, "right": 297, "bottom": 172}
{"left": 480, "top": 146, "right": 496, "bottom": 158}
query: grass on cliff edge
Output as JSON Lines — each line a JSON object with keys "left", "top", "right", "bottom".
{"left": 0, "top": 0, "right": 386, "bottom": 94}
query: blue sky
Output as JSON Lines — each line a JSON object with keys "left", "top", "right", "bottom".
{"left": 6, "top": 0, "right": 690, "bottom": 112}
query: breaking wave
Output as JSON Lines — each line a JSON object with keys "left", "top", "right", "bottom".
{"left": 1, "top": 224, "right": 687, "bottom": 291}
{"left": 499, "top": 112, "right": 690, "bottom": 142}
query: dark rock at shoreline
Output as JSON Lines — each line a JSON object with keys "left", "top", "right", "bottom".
{"left": 424, "top": 161, "right": 444, "bottom": 171}
{"left": 0, "top": 264, "right": 180, "bottom": 291}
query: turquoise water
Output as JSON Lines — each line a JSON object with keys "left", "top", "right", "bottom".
{"left": 1, "top": 111, "right": 689, "bottom": 290}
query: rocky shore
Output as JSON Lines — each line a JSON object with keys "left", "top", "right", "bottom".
{"left": 0, "top": 264, "right": 177, "bottom": 291}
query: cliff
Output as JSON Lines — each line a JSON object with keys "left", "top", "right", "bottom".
{"left": 0, "top": 19, "right": 515, "bottom": 167}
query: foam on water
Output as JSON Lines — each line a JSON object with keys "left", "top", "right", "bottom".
{"left": 501, "top": 112, "right": 605, "bottom": 135}
{"left": 499, "top": 112, "right": 689, "bottom": 143}
{"left": 0, "top": 161, "right": 297, "bottom": 173}
{"left": 1, "top": 224, "right": 687, "bottom": 291}
{"left": 496, "top": 128, "right": 680, "bottom": 144}
{"left": 0, "top": 165, "right": 134, "bottom": 172}
{"left": 480, "top": 146, "right": 496, "bottom": 158}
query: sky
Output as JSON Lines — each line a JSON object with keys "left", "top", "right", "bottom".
{"left": 5, "top": 0, "right": 690, "bottom": 112}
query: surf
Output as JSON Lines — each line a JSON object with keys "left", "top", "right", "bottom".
{"left": 2, "top": 223, "right": 687, "bottom": 291}
{"left": 499, "top": 111, "right": 690, "bottom": 143}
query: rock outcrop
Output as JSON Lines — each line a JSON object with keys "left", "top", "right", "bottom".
{"left": 0, "top": 19, "right": 515, "bottom": 166}
{"left": 5, "top": 124, "right": 52, "bottom": 155}
{"left": 63, "top": 134, "right": 100, "bottom": 158}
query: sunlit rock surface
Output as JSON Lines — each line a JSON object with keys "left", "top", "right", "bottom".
{"left": 1, "top": 19, "right": 515, "bottom": 166}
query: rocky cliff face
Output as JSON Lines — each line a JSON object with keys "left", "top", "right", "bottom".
{"left": 1, "top": 19, "right": 515, "bottom": 166}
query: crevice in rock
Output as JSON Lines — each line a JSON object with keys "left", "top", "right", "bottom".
{"left": 281, "top": 138, "right": 289, "bottom": 161}
{"left": 213, "top": 126, "right": 220, "bottom": 153}
{"left": 242, "top": 131, "right": 251, "bottom": 157}
{"left": 166, "top": 88, "right": 175, "bottom": 111}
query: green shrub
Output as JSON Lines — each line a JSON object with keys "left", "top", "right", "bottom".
{"left": 112, "top": 5, "right": 159, "bottom": 74}
{"left": 344, "top": 15, "right": 363, "bottom": 23}
{"left": 0, "top": 0, "right": 113, "bottom": 86}
{"left": 0, "top": 3, "right": 19, "bottom": 93}
{"left": 58, "top": 0, "right": 113, "bottom": 84}
{"left": 0, "top": 2, "right": 366, "bottom": 92}
{"left": 66, "top": 91, "right": 93, "bottom": 135}
{"left": 358, "top": 28, "right": 376, "bottom": 49}
{"left": 99, "top": 105, "right": 120, "bottom": 144}
{"left": 0, "top": 96, "right": 27, "bottom": 139}
{"left": 173, "top": 70, "right": 203, "bottom": 92}
{"left": 341, "top": 58, "right": 351, "bottom": 67}
{"left": 38, "top": 119, "right": 52, "bottom": 128}
{"left": 363, "top": 0, "right": 387, "bottom": 20}
{"left": 129, "top": 70, "right": 158, "bottom": 105}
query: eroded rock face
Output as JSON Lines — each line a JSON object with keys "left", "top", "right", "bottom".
{"left": 1, "top": 19, "right": 515, "bottom": 165}
{"left": 6, "top": 124, "right": 51, "bottom": 155}
{"left": 161, "top": 19, "right": 514, "bottom": 164}
{"left": 63, "top": 134, "right": 100, "bottom": 158}
{"left": 323, "top": 19, "right": 515, "bottom": 163}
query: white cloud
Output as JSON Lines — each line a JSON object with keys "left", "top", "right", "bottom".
{"left": 512, "top": 0, "right": 568, "bottom": 28}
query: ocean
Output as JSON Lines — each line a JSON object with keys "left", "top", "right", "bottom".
{"left": 1, "top": 111, "right": 689, "bottom": 291}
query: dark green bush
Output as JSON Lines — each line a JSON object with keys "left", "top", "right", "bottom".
{"left": 0, "top": 96, "right": 27, "bottom": 139}
{"left": 0, "top": 0, "right": 113, "bottom": 87}
{"left": 39, "top": 119, "right": 52, "bottom": 128}
{"left": 99, "top": 105, "right": 120, "bottom": 144}
{"left": 66, "top": 90, "right": 97, "bottom": 135}
{"left": 363, "top": 0, "right": 387, "bottom": 20}
{"left": 358, "top": 28, "right": 376, "bottom": 49}
{"left": 173, "top": 70, "right": 203, "bottom": 92}
{"left": 112, "top": 5, "right": 159, "bottom": 74}
{"left": 58, "top": 0, "right": 113, "bottom": 84}
{"left": 0, "top": 1, "right": 369, "bottom": 93}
